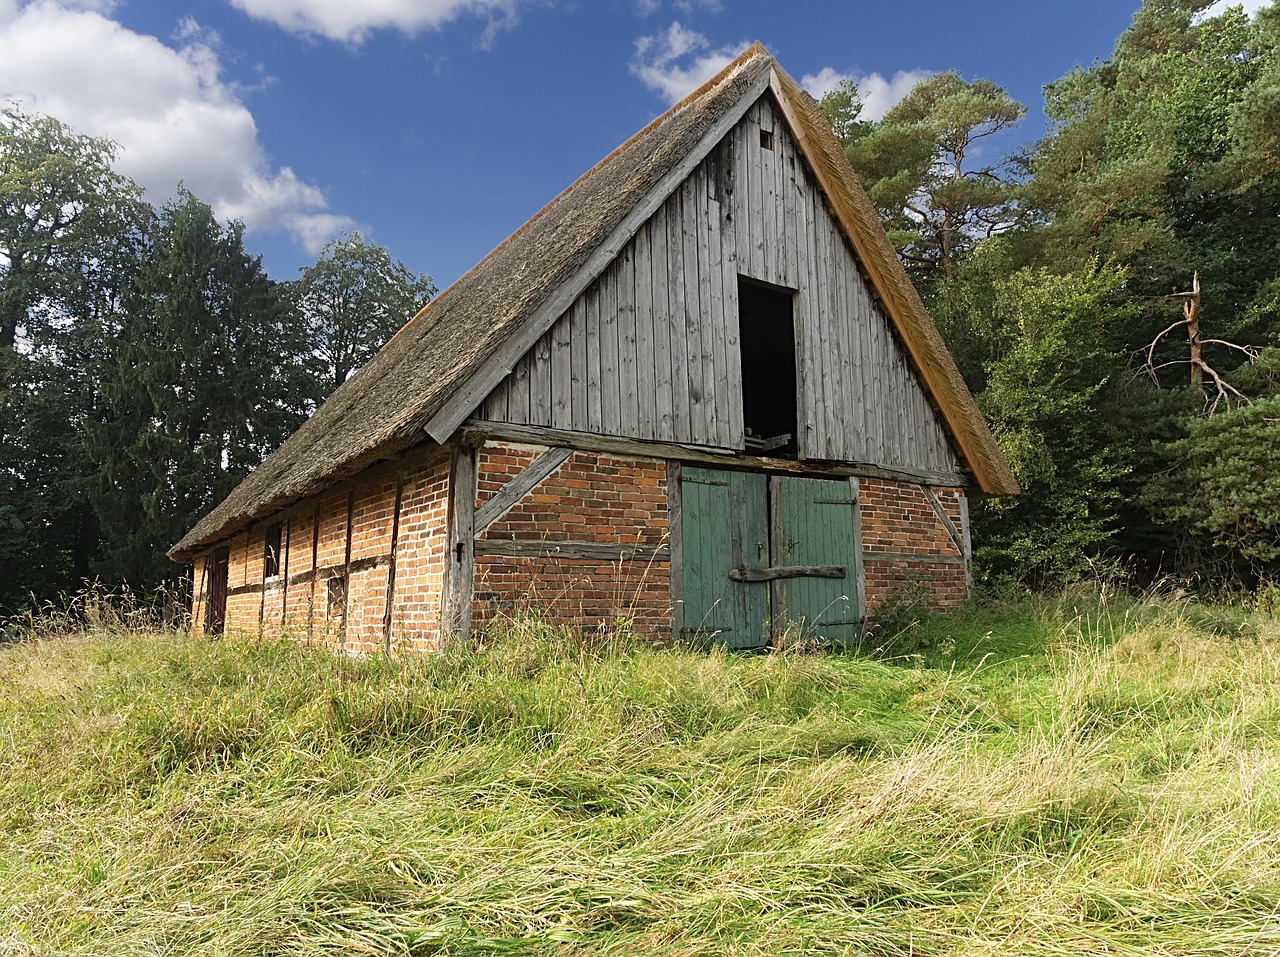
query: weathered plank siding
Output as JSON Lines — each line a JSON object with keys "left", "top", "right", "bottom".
{"left": 479, "top": 93, "right": 959, "bottom": 477}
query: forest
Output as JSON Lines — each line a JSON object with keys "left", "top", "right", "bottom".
{"left": 1, "top": 0, "right": 1278, "bottom": 615}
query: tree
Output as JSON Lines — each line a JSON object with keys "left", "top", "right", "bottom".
{"left": 960, "top": 261, "right": 1133, "bottom": 585}
{"left": 294, "top": 233, "right": 436, "bottom": 394}
{"left": 824, "top": 71, "right": 1025, "bottom": 290}
{"left": 89, "top": 189, "right": 312, "bottom": 588}
{"left": 0, "top": 107, "right": 148, "bottom": 612}
{"left": 0, "top": 106, "right": 146, "bottom": 353}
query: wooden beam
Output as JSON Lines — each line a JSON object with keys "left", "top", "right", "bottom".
{"left": 863, "top": 549, "right": 965, "bottom": 567}
{"left": 667, "top": 460, "right": 684, "bottom": 638}
{"left": 473, "top": 446, "right": 573, "bottom": 534}
{"left": 440, "top": 447, "right": 477, "bottom": 643}
{"left": 923, "top": 487, "right": 965, "bottom": 556}
{"left": 463, "top": 419, "right": 971, "bottom": 489}
{"left": 474, "top": 539, "right": 669, "bottom": 562}
{"left": 728, "top": 564, "right": 845, "bottom": 583}
{"left": 849, "top": 478, "right": 867, "bottom": 623}
{"left": 382, "top": 471, "right": 405, "bottom": 654}
{"left": 423, "top": 70, "right": 774, "bottom": 445}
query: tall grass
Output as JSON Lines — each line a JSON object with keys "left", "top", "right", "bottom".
{"left": 2, "top": 591, "right": 1280, "bottom": 954}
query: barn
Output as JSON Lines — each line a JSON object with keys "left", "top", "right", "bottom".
{"left": 170, "top": 44, "right": 1017, "bottom": 652}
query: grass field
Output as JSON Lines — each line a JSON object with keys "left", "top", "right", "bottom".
{"left": 3, "top": 588, "right": 1280, "bottom": 955}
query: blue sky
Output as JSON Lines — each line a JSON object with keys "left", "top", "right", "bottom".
{"left": 0, "top": 0, "right": 1267, "bottom": 289}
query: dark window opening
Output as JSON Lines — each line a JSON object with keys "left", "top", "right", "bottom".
{"left": 738, "top": 276, "right": 798, "bottom": 458}
{"left": 327, "top": 575, "right": 347, "bottom": 618}
{"left": 759, "top": 128, "right": 775, "bottom": 150}
{"left": 263, "top": 522, "right": 282, "bottom": 578}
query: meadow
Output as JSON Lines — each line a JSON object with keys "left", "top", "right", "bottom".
{"left": 2, "top": 588, "right": 1279, "bottom": 955}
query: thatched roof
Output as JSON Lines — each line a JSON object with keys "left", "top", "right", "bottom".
{"left": 171, "top": 44, "right": 1015, "bottom": 563}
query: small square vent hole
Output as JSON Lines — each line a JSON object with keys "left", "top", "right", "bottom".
{"left": 759, "top": 128, "right": 774, "bottom": 150}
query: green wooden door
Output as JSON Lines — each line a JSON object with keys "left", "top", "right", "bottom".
{"left": 772, "top": 477, "right": 862, "bottom": 645}
{"left": 680, "top": 467, "right": 770, "bottom": 649}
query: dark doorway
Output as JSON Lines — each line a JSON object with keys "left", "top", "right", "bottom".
{"left": 738, "top": 277, "right": 798, "bottom": 457}
{"left": 205, "top": 546, "right": 229, "bottom": 636}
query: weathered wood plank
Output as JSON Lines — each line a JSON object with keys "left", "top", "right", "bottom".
{"left": 618, "top": 246, "right": 640, "bottom": 435}
{"left": 601, "top": 260, "right": 621, "bottom": 435}
{"left": 959, "top": 491, "right": 973, "bottom": 596}
{"left": 529, "top": 331, "right": 552, "bottom": 427}
{"left": 706, "top": 189, "right": 730, "bottom": 449}
{"left": 692, "top": 168, "right": 718, "bottom": 445}
{"left": 551, "top": 308, "right": 572, "bottom": 430}
{"left": 381, "top": 472, "right": 404, "bottom": 654}
{"left": 923, "top": 486, "right": 965, "bottom": 555}
{"left": 509, "top": 351, "right": 531, "bottom": 424}
{"left": 649, "top": 204, "right": 674, "bottom": 441}
{"left": 666, "top": 190, "right": 691, "bottom": 441}
{"left": 633, "top": 222, "right": 657, "bottom": 440}
{"left": 440, "top": 447, "right": 477, "bottom": 642}
{"left": 474, "top": 446, "right": 574, "bottom": 534}
{"left": 681, "top": 177, "right": 708, "bottom": 444}
{"left": 464, "top": 420, "right": 971, "bottom": 487}
{"left": 728, "top": 564, "right": 846, "bottom": 583}
{"left": 849, "top": 477, "right": 867, "bottom": 624}
{"left": 585, "top": 281, "right": 603, "bottom": 434}
{"left": 719, "top": 144, "right": 744, "bottom": 450}
{"left": 568, "top": 297, "right": 588, "bottom": 432}
{"left": 667, "top": 460, "right": 684, "bottom": 636}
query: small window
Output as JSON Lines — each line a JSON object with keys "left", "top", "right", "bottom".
{"left": 263, "top": 522, "right": 282, "bottom": 578}
{"left": 327, "top": 575, "right": 347, "bottom": 617}
{"left": 759, "top": 128, "right": 774, "bottom": 150}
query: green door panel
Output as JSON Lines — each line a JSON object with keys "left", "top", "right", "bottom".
{"left": 773, "top": 476, "right": 862, "bottom": 646}
{"left": 680, "top": 467, "right": 770, "bottom": 649}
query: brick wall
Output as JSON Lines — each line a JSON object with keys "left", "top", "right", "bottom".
{"left": 189, "top": 451, "right": 451, "bottom": 651}
{"left": 859, "top": 478, "right": 968, "bottom": 611}
{"left": 387, "top": 459, "right": 451, "bottom": 651}
{"left": 472, "top": 444, "right": 672, "bottom": 638}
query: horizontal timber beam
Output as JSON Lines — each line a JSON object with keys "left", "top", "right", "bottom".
{"left": 863, "top": 550, "right": 965, "bottom": 567}
{"left": 474, "top": 539, "right": 669, "bottom": 563}
{"left": 728, "top": 564, "right": 846, "bottom": 583}
{"left": 462, "top": 420, "right": 970, "bottom": 489}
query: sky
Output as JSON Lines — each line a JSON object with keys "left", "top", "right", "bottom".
{"left": 0, "top": 0, "right": 1270, "bottom": 289}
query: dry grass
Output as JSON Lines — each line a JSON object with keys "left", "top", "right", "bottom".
{"left": 2, "top": 589, "right": 1279, "bottom": 954}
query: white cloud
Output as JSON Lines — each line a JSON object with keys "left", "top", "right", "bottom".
{"left": 0, "top": 1, "right": 354, "bottom": 253}
{"left": 227, "top": 0, "right": 523, "bottom": 44}
{"left": 630, "top": 22, "right": 746, "bottom": 105}
{"left": 1200, "top": 0, "right": 1270, "bottom": 18}
{"left": 801, "top": 66, "right": 931, "bottom": 121}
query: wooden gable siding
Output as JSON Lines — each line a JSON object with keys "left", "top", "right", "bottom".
{"left": 478, "top": 94, "right": 960, "bottom": 476}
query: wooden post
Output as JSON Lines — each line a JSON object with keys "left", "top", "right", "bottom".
{"left": 440, "top": 444, "right": 478, "bottom": 644}
{"left": 382, "top": 472, "right": 405, "bottom": 655}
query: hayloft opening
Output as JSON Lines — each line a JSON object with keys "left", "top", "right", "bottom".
{"left": 738, "top": 277, "right": 797, "bottom": 458}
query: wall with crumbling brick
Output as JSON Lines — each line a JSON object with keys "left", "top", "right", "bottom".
{"left": 858, "top": 478, "right": 969, "bottom": 612}
{"left": 472, "top": 444, "right": 672, "bottom": 638}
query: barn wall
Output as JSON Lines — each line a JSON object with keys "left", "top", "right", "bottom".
{"left": 388, "top": 458, "right": 452, "bottom": 652}
{"left": 472, "top": 442, "right": 672, "bottom": 637}
{"left": 479, "top": 93, "right": 960, "bottom": 478}
{"left": 859, "top": 479, "right": 969, "bottom": 612}
{"left": 191, "top": 451, "right": 453, "bottom": 652}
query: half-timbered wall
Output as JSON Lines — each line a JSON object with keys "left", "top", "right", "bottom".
{"left": 479, "top": 93, "right": 960, "bottom": 477}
